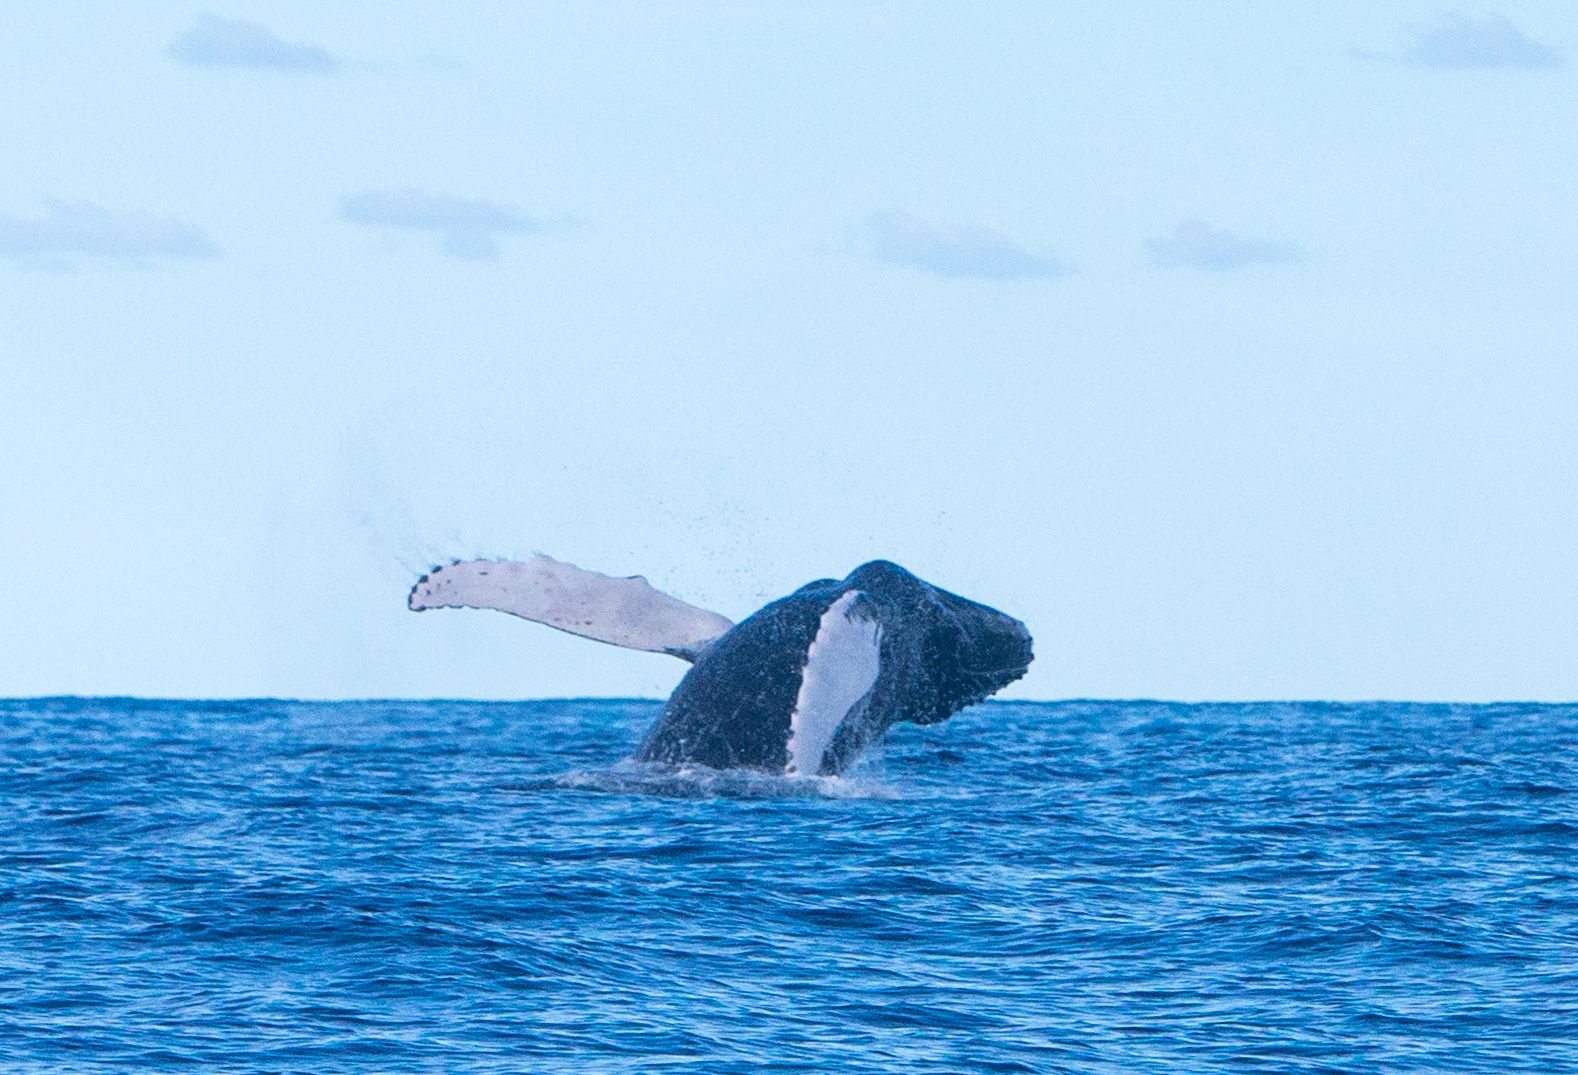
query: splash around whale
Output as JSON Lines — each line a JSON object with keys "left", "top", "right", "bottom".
{"left": 409, "top": 556, "right": 1033, "bottom": 775}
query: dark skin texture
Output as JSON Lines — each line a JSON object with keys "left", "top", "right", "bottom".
{"left": 635, "top": 561, "right": 1033, "bottom": 775}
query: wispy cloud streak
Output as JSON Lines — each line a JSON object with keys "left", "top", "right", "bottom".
{"left": 340, "top": 188, "right": 543, "bottom": 260}
{"left": 859, "top": 211, "right": 1068, "bottom": 281}
{"left": 169, "top": 14, "right": 340, "bottom": 73}
{"left": 1145, "top": 220, "right": 1308, "bottom": 272}
{"left": 0, "top": 200, "right": 221, "bottom": 267}
{"left": 1363, "top": 12, "right": 1564, "bottom": 69}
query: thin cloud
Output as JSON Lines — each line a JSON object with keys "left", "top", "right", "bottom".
{"left": 1146, "top": 220, "right": 1309, "bottom": 272}
{"left": 168, "top": 13, "right": 340, "bottom": 73}
{"left": 0, "top": 200, "right": 221, "bottom": 267}
{"left": 1365, "top": 12, "right": 1564, "bottom": 69}
{"left": 860, "top": 210, "right": 1068, "bottom": 281}
{"left": 340, "top": 188, "right": 543, "bottom": 260}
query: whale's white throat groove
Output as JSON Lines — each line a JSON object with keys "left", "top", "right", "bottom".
{"left": 786, "top": 591, "right": 883, "bottom": 775}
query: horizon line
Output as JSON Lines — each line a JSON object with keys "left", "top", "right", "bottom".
{"left": 3, "top": 694, "right": 1574, "bottom": 707}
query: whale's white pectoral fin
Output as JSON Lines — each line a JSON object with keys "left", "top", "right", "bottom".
{"left": 787, "top": 591, "right": 882, "bottom": 775}
{"left": 408, "top": 555, "right": 735, "bottom": 661}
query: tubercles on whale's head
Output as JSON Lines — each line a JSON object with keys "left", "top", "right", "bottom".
{"left": 930, "top": 588, "right": 1032, "bottom": 680}
{"left": 844, "top": 560, "right": 921, "bottom": 593}
{"left": 839, "top": 560, "right": 1032, "bottom": 721}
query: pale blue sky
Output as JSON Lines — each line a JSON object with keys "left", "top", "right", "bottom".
{"left": 3, "top": 3, "right": 1575, "bottom": 700}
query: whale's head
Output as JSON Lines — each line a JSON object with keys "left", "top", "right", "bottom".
{"left": 844, "top": 560, "right": 1033, "bottom": 723}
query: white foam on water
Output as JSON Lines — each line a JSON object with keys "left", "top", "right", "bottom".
{"left": 786, "top": 591, "right": 882, "bottom": 776}
{"left": 550, "top": 760, "right": 900, "bottom": 800}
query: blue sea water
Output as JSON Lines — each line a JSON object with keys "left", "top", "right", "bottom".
{"left": 1, "top": 698, "right": 1574, "bottom": 1073}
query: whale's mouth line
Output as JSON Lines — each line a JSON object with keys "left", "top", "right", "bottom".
{"left": 963, "top": 660, "right": 1032, "bottom": 677}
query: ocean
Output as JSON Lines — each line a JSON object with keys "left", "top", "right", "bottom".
{"left": 2, "top": 697, "right": 1574, "bottom": 1073}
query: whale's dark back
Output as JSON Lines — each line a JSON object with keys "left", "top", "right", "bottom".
{"left": 635, "top": 562, "right": 1032, "bottom": 774}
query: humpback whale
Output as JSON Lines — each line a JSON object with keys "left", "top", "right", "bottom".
{"left": 409, "top": 556, "right": 1032, "bottom": 775}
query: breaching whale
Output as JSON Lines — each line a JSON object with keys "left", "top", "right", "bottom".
{"left": 408, "top": 556, "right": 1033, "bottom": 775}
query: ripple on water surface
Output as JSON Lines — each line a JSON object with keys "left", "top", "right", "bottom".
{"left": 1, "top": 697, "right": 1576, "bottom": 1073}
